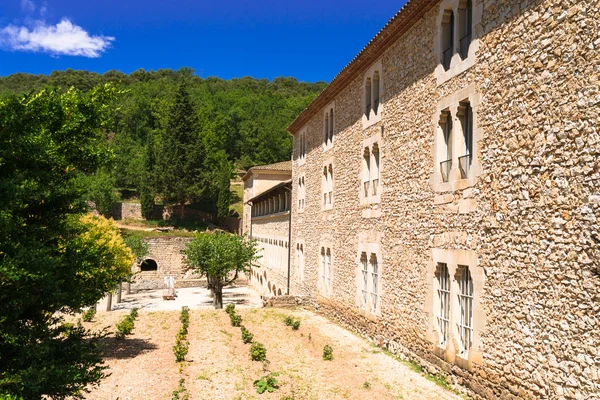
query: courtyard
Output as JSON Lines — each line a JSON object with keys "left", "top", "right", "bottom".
{"left": 83, "top": 300, "right": 463, "bottom": 400}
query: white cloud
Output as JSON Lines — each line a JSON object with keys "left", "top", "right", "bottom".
{"left": 20, "top": 0, "right": 36, "bottom": 13}
{"left": 0, "top": 18, "right": 114, "bottom": 57}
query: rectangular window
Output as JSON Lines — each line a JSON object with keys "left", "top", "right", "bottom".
{"left": 458, "top": 265, "right": 473, "bottom": 353}
{"left": 437, "top": 263, "right": 450, "bottom": 346}
{"left": 371, "top": 144, "right": 379, "bottom": 196}
{"left": 362, "top": 147, "right": 370, "bottom": 197}
{"left": 321, "top": 247, "right": 326, "bottom": 288}
{"left": 458, "top": 101, "right": 473, "bottom": 179}
{"left": 360, "top": 252, "right": 368, "bottom": 309}
{"left": 370, "top": 254, "right": 379, "bottom": 313}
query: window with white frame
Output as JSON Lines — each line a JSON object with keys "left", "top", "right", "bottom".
{"left": 435, "top": 96, "right": 476, "bottom": 185}
{"left": 296, "top": 243, "right": 304, "bottom": 281}
{"left": 360, "top": 139, "right": 381, "bottom": 205}
{"left": 362, "top": 61, "right": 383, "bottom": 128}
{"left": 458, "top": 0, "right": 473, "bottom": 60}
{"left": 297, "top": 130, "right": 307, "bottom": 162}
{"left": 458, "top": 265, "right": 473, "bottom": 353}
{"left": 322, "top": 163, "right": 333, "bottom": 209}
{"left": 436, "top": 263, "right": 450, "bottom": 346}
{"left": 320, "top": 246, "right": 332, "bottom": 294}
{"left": 356, "top": 245, "right": 381, "bottom": 314}
{"left": 297, "top": 176, "right": 305, "bottom": 210}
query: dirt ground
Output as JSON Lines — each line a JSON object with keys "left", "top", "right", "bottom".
{"left": 83, "top": 305, "right": 462, "bottom": 400}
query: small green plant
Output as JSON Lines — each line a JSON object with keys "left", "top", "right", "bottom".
{"left": 130, "top": 307, "right": 139, "bottom": 319}
{"left": 115, "top": 315, "right": 134, "bottom": 339}
{"left": 250, "top": 342, "right": 267, "bottom": 362}
{"left": 284, "top": 316, "right": 294, "bottom": 326}
{"left": 323, "top": 344, "right": 333, "bottom": 361}
{"left": 171, "top": 378, "right": 189, "bottom": 400}
{"left": 82, "top": 306, "right": 96, "bottom": 322}
{"left": 241, "top": 326, "right": 254, "bottom": 344}
{"left": 230, "top": 313, "right": 242, "bottom": 327}
{"left": 308, "top": 333, "right": 312, "bottom": 341}
{"left": 363, "top": 381, "right": 371, "bottom": 389}
{"left": 225, "top": 303, "right": 236, "bottom": 314}
{"left": 253, "top": 372, "right": 279, "bottom": 394}
{"left": 291, "top": 319, "right": 301, "bottom": 330}
{"left": 173, "top": 340, "right": 189, "bottom": 362}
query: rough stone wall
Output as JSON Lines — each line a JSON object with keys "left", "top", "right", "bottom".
{"left": 131, "top": 236, "right": 202, "bottom": 290}
{"left": 111, "top": 202, "right": 214, "bottom": 224}
{"left": 289, "top": 0, "right": 599, "bottom": 399}
{"left": 249, "top": 214, "right": 290, "bottom": 297}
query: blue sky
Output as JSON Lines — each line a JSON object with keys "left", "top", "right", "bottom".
{"left": 0, "top": 0, "right": 407, "bottom": 82}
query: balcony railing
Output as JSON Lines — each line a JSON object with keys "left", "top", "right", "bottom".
{"left": 459, "top": 33, "right": 471, "bottom": 59}
{"left": 440, "top": 159, "right": 452, "bottom": 183}
{"left": 458, "top": 154, "right": 472, "bottom": 179}
{"left": 443, "top": 46, "right": 453, "bottom": 70}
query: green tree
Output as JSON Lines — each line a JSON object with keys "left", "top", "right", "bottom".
{"left": 0, "top": 86, "right": 134, "bottom": 399}
{"left": 140, "top": 133, "right": 156, "bottom": 219}
{"left": 77, "top": 169, "right": 119, "bottom": 217}
{"left": 184, "top": 232, "right": 259, "bottom": 309}
{"left": 215, "top": 156, "right": 233, "bottom": 225}
{"left": 157, "top": 83, "right": 205, "bottom": 217}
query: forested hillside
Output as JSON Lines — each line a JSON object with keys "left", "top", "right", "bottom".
{"left": 0, "top": 68, "right": 326, "bottom": 219}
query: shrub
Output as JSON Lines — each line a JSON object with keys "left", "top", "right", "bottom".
{"left": 363, "top": 381, "right": 371, "bottom": 389}
{"left": 241, "top": 326, "right": 254, "bottom": 344}
{"left": 230, "top": 313, "right": 242, "bottom": 327}
{"left": 130, "top": 307, "right": 139, "bottom": 319}
{"left": 291, "top": 319, "right": 301, "bottom": 331}
{"left": 253, "top": 372, "right": 279, "bottom": 394}
{"left": 284, "top": 316, "right": 294, "bottom": 326}
{"left": 115, "top": 315, "right": 134, "bottom": 340}
{"left": 323, "top": 345, "right": 333, "bottom": 361}
{"left": 225, "top": 303, "right": 236, "bottom": 315}
{"left": 250, "top": 342, "right": 267, "bottom": 362}
{"left": 82, "top": 307, "right": 96, "bottom": 322}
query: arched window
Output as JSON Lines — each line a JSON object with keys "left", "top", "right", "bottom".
{"left": 458, "top": 0, "right": 473, "bottom": 59}
{"left": 324, "top": 113, "right": 329, "bottom": 144}
{"left": 371, "top": 144, "right": 380, "bottom": 196}
{"left": 441, "top": 9, "right": 454, "bottom": 70}
{"left": 362, "top": 147, "right": 371, "bottom": 197}
{"left": 140, "top": 259, "right": 158, "bottom": 271}
{"left": 372, "top": 71, "right": 380, "bottom": 115}
{"left": 329, "top": 108, "right": 334, "bottom": 143}
{"left": 439, "top": 110, "right": 452, "bottom": 183}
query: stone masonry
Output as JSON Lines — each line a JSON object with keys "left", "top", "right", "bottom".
{"left": 284, "top": 0, "right": 600, "bottom": 399}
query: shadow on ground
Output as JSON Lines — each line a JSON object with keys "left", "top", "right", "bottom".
{"left": 101, "top": 338, "right": 159, "bottom": 360}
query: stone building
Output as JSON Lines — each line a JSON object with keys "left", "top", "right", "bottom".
{"left": 242, "top": 161, "right": 293, "bottom": 296}
{"left": 283, "top": 0, "right": 600, "bottom": 399}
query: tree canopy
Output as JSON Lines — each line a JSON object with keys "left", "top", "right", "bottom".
{"left": 184, "top": 232, "right": 259, "bottom": 309}
{"left": 0, "top": 86, "right": 134, "bottom": 399}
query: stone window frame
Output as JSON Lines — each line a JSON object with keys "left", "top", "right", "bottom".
{"left": 321, "top": 158, "right": 334, "bottom": 211}
{"left": 323, "top": 101, "right": 335, "bottom": 152}
{"left": 434, "top": 0, "right": 483, "bottom": 85}
{"left": 295, "top": 239, "right": 305, "bottom": 282}
{"left": 362, "top": 59, "right": 384, "bottom": 129}
{"left": 359, "top": 133, "right": 383, "bottom": 208}
{"left": 355, "top": 239, "right": 382, "bottom": 317}
{"left": 296, "top": 128, "right": 307, "bottom": 166}
{"left": 425, "top": 248, "right": 484, "bottom": 370}
{"left": 318, "top": 237, "right": 334, "bottom": 297}
{"left": 297, "top": 173, "right": 306, "bottom": 213}
{"left": 431, "top": 85, "right": 481, "bottom": 193}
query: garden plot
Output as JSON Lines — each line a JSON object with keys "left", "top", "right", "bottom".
{"left": 84, "top": 308, "right": 463, "bottom": 400}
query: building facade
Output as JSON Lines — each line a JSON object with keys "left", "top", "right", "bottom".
{"left": 285, "top": 0, "right": 600, "bottom": 399}
{"left": 242, "top": 162, "right": 293, "bottom": 296}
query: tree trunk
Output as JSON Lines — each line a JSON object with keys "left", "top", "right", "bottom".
{"left": 106, "top": 292, "right": 112, "bottom": 312}
{"left": 214, "top": 283, "right": 223, "bottom": 309}
{"left": 126, "top": 282, "right": 131, "bottom": 295}
{"left": 116, "top": 282, "right": 122, "bottom": 303}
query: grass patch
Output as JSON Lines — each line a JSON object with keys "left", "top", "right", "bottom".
{"left": 229, "top": 182, "right": 244, "bottom": 217}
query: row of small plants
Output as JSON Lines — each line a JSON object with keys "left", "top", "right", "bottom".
{"left": 225, "top": 303, "right": 279, "bottom": 394}
{"left": 284, "top": 314, "right": 333, "bottom": 361}
{"left": 116, "top": 308, "right": 139, "bottom": 340}
{"left": 174, "top": 306, "right": 190, "bottom": 362}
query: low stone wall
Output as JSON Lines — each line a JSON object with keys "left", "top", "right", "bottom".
{"left": 112, "top": 202, "right": 215, "bottom": 224}
{"left": 131, "top": 278, "right": 207, "bottom": 291}
{"left": 262, "top": 295, "right": 307, "bottom": 308}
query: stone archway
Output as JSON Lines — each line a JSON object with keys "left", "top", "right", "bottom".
{"left": 140, "top": 258, "right": 158, "bottom": 271}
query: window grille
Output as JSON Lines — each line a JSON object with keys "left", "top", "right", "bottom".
{"left": 458, "top": 265, "right": 473, "bottom": 353}
{"left": 437, "top": 263, "right": 450, "bottom": 345}
{"left": 370, "top": 254, "right": 379, "bottom": 313}
{"left": 360, "top": 252, "right": 368, "bottom": 309}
